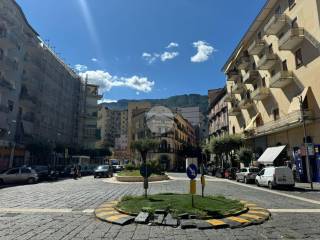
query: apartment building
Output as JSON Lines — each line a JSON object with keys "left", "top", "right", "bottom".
{"left": 97, "top": 105, "right": 128, "bottom": 148}
{"left": 208, "top": 88, "right": 229, "bottom": 140}
{"left": 222, "top": 0, "right": 320, "bottom": 156}
{"left": 131, "top": 107, "right": 196, "bottom": 170}
{"left": 0, "top": 0, "right": 100, "bottom": 169}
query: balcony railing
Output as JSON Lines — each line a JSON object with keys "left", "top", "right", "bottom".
{"left": 257, "top": 52, "right": 278, "bottom": 70}
{"left": 248, "top": 39, "right": 265, "bottom": 55}
{"left": 251, "top": 87, "right": 270, "bottom": 100}
{"left": 233, "top": 82, "right": 245, "bottom": 94}
{"left": 239, "top": 98, "right": 254, "bottom": 109}
{"left": 243, "top": 70, "right": 260, "bottom": 84}
{"left": 254, "top": 110, "right": 313, "bottom": 136}
{"left": 237, "top": 56, "right": 251, "bottom": 70}
{"left": 264, "top": 14, "right": 288, "bottom": 35}
{"left": 269, "top": 71, "right": 294, "bottom": 88}
{"left": 227, "top": 70, "right": 241, "bottom": 82}
{"left": 279, "top": 27, "right": 304, "bottom": 51}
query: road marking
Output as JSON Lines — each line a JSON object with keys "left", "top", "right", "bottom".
{"left": 227, "top": 216, "right": 250, "bottom": 223}
{"left": 105, "top": 214, "right": 128, "bottom": 221}
{"left": 0, "top": 208, "right": 72, "bottom": 213}
{"left": 206, "top": 219, "right": 227, "bottom": 226}
{"left": 248, "top": 211, "right": 270, "bottom": 217}
{"left": 240, "top": 213, "right": 263, "bottom": 220}
{"left": 82, "top": 209, "right": 94, "bottom": 213}
{"left": 268, "top": 209, "right": 320, "bottom": 213}
{"left": 221, "top": 179, "right": 320, "bottom": 206}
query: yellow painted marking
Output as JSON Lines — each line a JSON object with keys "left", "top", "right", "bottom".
{"left": 206, "top": 219, "right": 227, "bottom": 226}
{"left": 248, "top": 211, "right": 270, "bottom": 217}
{"left": 248, "top": 207, "right": 266, "bottom": 210}
{"left": 240, "top": 214, "right": 263, "bottom": 220}
{"left": 245, "top": 204, "right": 257, "bottom": 207}
{"left": 240, "top": 200, "right": 248, "bottom": 204}
{"left": 100, "top": 203, "right": 117, "bottom": 207}
{"left": 227, "top": 216, "right": 250, "bottom": 224}
{"left": 95, "top": 207, "right": 115, "bottom": 213}
{"left": 106, "top": 214, "right": 128, "bottom": 222}
{"left": 96, "top": 211, "right": 121, "bottom": 218}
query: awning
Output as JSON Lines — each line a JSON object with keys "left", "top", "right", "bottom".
{"left": 244, "top": 113, "right": 260, "bottom": 131}
{"left": 257, "top": 145, "right": 286, "bottom": 165}
{"left": 287, "top": 87, "right": 310, "bottom": 114}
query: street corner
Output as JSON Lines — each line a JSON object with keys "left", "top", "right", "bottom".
{"left": 94, "top": 200, "right": 135, "bottom": 226}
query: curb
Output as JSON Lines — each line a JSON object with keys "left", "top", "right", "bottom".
{"left": 94, "top": 199, "right": 271, "bottom": 229}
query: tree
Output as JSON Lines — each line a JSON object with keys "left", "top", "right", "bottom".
{"left": 237, "top": 147, "right": 253, "bottom": 167}
{"left": 131, "top": 139, "right": 160, "bottom": 164}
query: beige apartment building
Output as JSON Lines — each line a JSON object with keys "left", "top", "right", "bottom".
{"left": 0, "top": 0, "right": 100, "bottom": 168}
{"left": 223, "top": 0, "right": 320, "bottom": 156}
{"left": 208, "top": 88, "right": 229, "bottom": 140}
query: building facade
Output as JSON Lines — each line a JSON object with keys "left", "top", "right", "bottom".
{"left": 131, "top": 106, "right": 196, "bottom": 170}
{"left": 222, "top": 0, "right": 320, "bottom": 158}
{"left": 208, "top": 88, "right": 229, "bottom": 140}
{"left": 0, "top": 0, "right": 100, "bottom": 169}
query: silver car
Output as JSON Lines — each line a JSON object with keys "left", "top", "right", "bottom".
{"left": 236, "top": 167, "right": 260, "bottom": 184}
{"left": 0, "top": 167, "right": 39, "bottom": 185}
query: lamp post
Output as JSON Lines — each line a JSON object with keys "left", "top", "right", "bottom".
{"left": 298, "top": 96, "right": 313, "bottom": 190}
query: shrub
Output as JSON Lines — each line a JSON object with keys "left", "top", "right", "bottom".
{"left": 237, "top": 147, "right": 253, "bottom": 167}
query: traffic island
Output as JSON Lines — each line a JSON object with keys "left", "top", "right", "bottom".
{"left": 94, "top": 195, "right": 271, "bottom": 229}
{"left": 115, "top": 170, "right": 170, "bottom": 182}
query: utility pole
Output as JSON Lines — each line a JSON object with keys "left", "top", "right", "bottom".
{"left": 299, "top": 96, "right": 313, "bottom": 190}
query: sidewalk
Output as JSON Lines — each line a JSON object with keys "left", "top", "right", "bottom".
{"left": 295, "top": 182, "right": 320, "bottom": 191}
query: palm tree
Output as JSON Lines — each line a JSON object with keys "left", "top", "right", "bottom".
{"left": 131, "top": 138, "right": 160, "bottom": 165}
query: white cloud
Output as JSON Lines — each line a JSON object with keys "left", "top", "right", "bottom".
{"left": 142, "top": 52, "right": 159, "bottom": 64}
{"left": 161, "top": 51, "right": 179, "bottom": 62}
{"left": 98, "top": 98, "right": 118, "bottom": 104}
{"left": 91, "top": 58, "right": 98, "bottom": 62}
{"left": 190, "top": 41, "right": 216, "bottom": 63}
{"left": 166, "top": 42, "right": 179, "bottom": 48}
{"left": 79, "top": 70, "right": 155, "bottom": 94}
{"left": 74, "top": 64, "right": 88, "bottom": 72}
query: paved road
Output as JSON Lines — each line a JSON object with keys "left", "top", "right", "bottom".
{"left": 0, "top": 173, "right": 319, "bottom": 240}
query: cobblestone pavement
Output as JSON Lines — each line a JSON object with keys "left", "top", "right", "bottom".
{"left": 0, "top": 173, "right": 319, "bottom": 239}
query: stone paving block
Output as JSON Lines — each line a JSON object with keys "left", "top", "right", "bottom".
{"left": 162, "top": 213, "right": 178, "bottom": 227}
{"left": 153, "top": 214, "right": 165, "bottom": 225}
{"left": 135, "top": 212, "right": 150, "bottom": 224}
{"left": 180, "top": 220, "right": 197, "bottom": 229}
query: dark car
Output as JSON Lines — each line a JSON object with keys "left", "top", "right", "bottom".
{"left": 31, "top": 165, "right": 59, "bottom": 181}
{"left": 225, "top": 167, "right": 238, "bottom": 180}
{"left": 112, "top": 165, "right": 124, "bottom": 173}
{"left": 94, "top": 165, "right": 113, "bottom": 178}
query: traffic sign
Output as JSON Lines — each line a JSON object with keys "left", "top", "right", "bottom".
{"left": 187, "top": 164, "right": 198, "bottom": 180}
{"left": 140, "top": 164, "right": 152, "bottom": 178}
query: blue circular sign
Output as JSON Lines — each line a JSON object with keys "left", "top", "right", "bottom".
{"left": 140, "top": 164, "right": 152, "bottom": 178}
{"left": 187, "top": 164, "right": 198, "bottom": 180}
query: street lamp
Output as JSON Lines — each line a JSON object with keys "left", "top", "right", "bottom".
{"left": 298, "top": 96, "right": 313, "bottom": 190}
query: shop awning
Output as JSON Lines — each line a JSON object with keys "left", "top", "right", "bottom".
{"left": 287, "top": 87, "right": 310, "bottom": 114}
{"left": 257, "top": 145, "right": 286, "bottom": 165}
{"left": 244, "top": 113, "right": 260, "bottom": 132}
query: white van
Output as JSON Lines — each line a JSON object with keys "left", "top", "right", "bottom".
{"left": 255, "top": 166, "right": 295, "bottom": 189}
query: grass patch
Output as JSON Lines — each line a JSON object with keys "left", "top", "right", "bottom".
{"left": 117, "top": 193, "right": 244, "bottom": 218}
{"left": 117, "top": 170, "right": 160, "bottom": 177}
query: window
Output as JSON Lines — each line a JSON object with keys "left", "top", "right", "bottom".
{"left": 257, "top": 32, "right": 262, "bottom": 40}
{"left": 232, "top": 126, "right": 235, "bottom": 134}
{"left": 268, "top": 44, "right": 273, "bottom": 53}
{"left": 288, "top": 0, "right": 296, "bottom": 10}
{"left": 7, "top": 168, "right": 19, "bottom": 175}
{"left": 273, "top": 108, "right": 280, "bottom": 121}
{"left": 275, "top": 5, "right": 282, "bottom": 15}
{"left": 282, "top": 60, "right": 288, "bottom": 71}
{"left": 291, "top": 17, "right": 298, "bottom": 28}
{"left": 0, "top": 48, "right": 3, "bottom": 60}
{"left": 261, "top": 78, "right": 266, "bottom": 87}
{"left": 295, "top": 48, "right": 303, "bottom": 68}
{"left": 21, "top": 168, "right": 31, "bottom": 174}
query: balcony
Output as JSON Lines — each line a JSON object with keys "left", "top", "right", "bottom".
{"left": 237, "top": 56, "right": 251, "bottom": 70}
{"left": 264, "top": 14, "right": 288, "bottom": 35}
{"left": 243, "top": 70, "right": 260, "bottom": 84}
{"left": 248, "top": 39, "right": 265, "bottom": 55}
{"left": 257, "top": 52, "right": 278, "bottom": 70}
{"left": 269, "top": 71, "right": 294, "bottom": 88}
{"left": 224, "top": 93, "right": 234, "bottom": 102}
{"left": 279, "top": 28, "right": 304, "bottom": 51}
{"left": 254, "top": 110, "right": 313, "bottom": 136}
{"left": 227, "top": 70, "right": 241, "bottom": 82}
{"left": 233, "top": 82, "right": 245, "bottom": 94}
{"left": 239, "top": 98, "right": 254, "bottom": 109}
{"left": 229, "top": 104, "right": 241, "bottom": 116}
{"left": 251, "top": 87, "right": 270, "bottom": 100}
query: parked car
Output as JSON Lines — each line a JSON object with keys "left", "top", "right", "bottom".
{"left": 236, "top": 167, "right": 260, "bottom": 184}
{"left": 0, "top": 167, "right": 39, "bottom": 185}
{"left": 94, "top": 165, "right": 113, "bottom": 178}
{"left": 255, "top": 166, "right": 295, "bottom": 189}
{"left": 112, "top": 165, "right": 124, "bottom": 172}
{"left": 225, "top": 167, "right": 238, "bottom": 180}
{"left": 31, "top": 165, "right": 59, "bottom": 181}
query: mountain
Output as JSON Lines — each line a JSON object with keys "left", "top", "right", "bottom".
{"left": 104, "top": 94, "right": 208, "bottom": 114}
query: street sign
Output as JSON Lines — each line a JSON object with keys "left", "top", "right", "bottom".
{"left": 140, "top": 164, "right": 152, "bottom": 178}
{"left": 187, "top": 164, "right": 198, "bottom": 180}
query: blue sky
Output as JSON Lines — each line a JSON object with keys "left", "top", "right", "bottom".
{"left": 17, "top": 0, "right": 265, "bottom": 102}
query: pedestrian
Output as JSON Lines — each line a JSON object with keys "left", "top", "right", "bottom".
{"left": 78, "top": 165, "right": 82, "bottom": 178}
{"left": 73, "top": 165, "right": 78, "bottom": 180}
